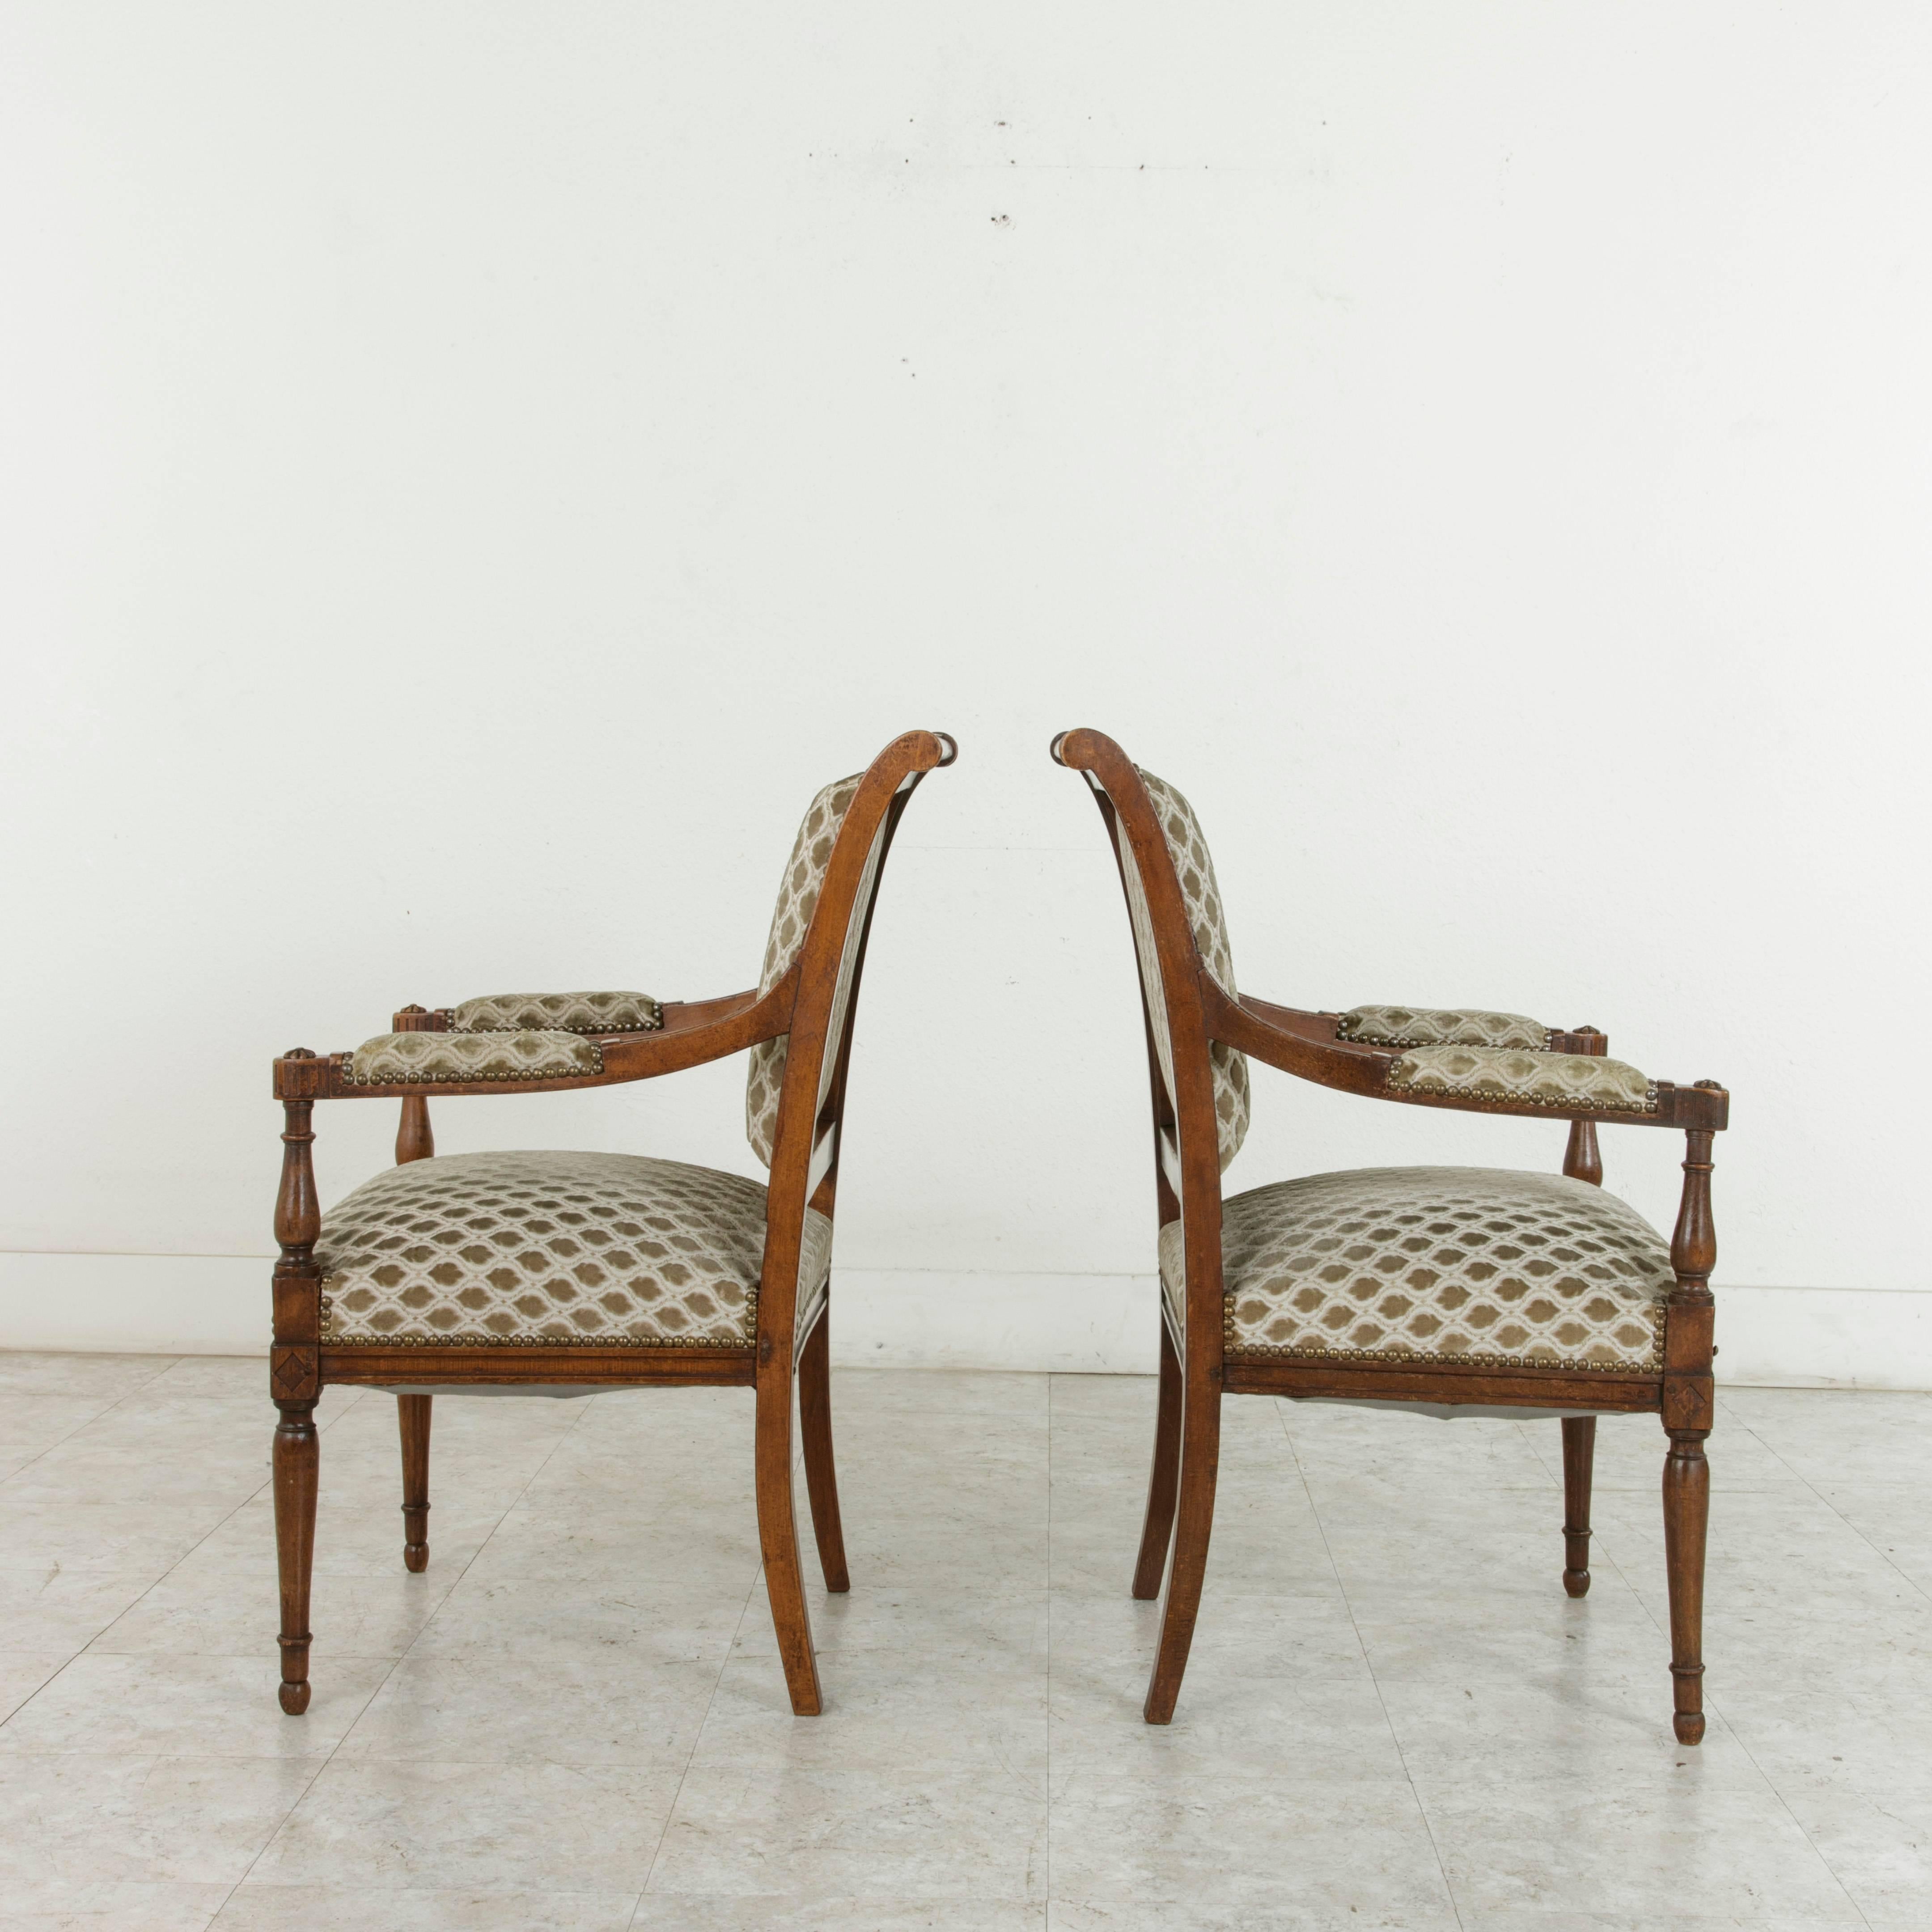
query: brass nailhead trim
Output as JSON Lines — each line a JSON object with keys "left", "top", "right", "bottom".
{"left": 1385, "top": 1071, "right": 1659, "bottom": 1114}
{"left": 343, "top": 1065, "right": 599, "bottom": 1086}
{"left": 1221, "top": 1299, "right": 1665, "bottom": 1374}
{"left": 1337, "top": 1017, "right": 1552, "bottom": 1051}
{"left": 345, "top": 1042, "right": 604, "bottom": 1086}
{"left": 323, "top": 1328, "right": 754, "bottom": 1350}
{"left": 450, "top": 1000, "right": 663, "bottom": 1036}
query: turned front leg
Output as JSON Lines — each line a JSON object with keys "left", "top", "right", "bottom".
{"left": 1661, "top": 1119, "right": 1719, "bottom": 1746}
{"left": 269, "top": 1065, "right": 325, "bottom": 1715}
{"left": 1663, "top": 1428, "right": 1710, "bottom": 1744}
{"left": 273, "top": 1401, "right": 319, "bottom": 1713}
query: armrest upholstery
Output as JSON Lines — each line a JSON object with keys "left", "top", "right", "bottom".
{"left": 1335, "top": 1004, "right": 1551, "bottom": 1051}
{"left": 276, "top": 984, "right": 792, "bottom": 1102}
{"left": 448, "top": 991, "right": 662, "bottom": 1035}
{"left": 1385, "top": 1043, "right": 1655, "bottom": 1114}
{"left": 1208, "top": 987, "right": 1726, "bottom": 1131}
{"left": 347, "top": 1031, "right": 601, "bottom": 1085}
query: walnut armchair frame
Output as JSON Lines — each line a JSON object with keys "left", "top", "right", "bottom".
{"left": 1051, "top": 727, "right": 1728, "bottom": 1742}
{"left": 268, "top": 728, "right": 956, "bottom": 1718}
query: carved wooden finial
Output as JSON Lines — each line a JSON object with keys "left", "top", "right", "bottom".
{"left": 284, "top": 1047, "right": 316, "bottom": 1060}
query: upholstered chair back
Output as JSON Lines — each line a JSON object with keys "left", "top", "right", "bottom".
{"left": 1123, "top": 767, "right": 1251, "bottom": 1171}
{"left": 744, "top": 772, "right": 866, "bottom": 1166}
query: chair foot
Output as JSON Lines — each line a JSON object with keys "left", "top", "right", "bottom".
{"left": 755, "top": 1364, "right": 823, "bottom": 1716}
{"left": 277, "top": 1673, "right": 311, "bottom": 1716}
{"left": 1561, "top": 1415, "right": 1595, "bottom": 1598}
{"left": 1142, "top": 1371, "right": 1220, "bottom": 1724}
{"left": 398, "top": 1393, "right": 432, "bottom": 1574}
{"left": 1673, "top": 1654, "right": 1707, "bottom": 1743}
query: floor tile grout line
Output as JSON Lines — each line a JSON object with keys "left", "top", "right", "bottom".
{"left": 1515, "top": 1415, "right": 1564, "bottom": 1489}
{"left": 0, "top": 1358, "right": 184, "bottom": 1494}
{"left": 6, "top": 1364, "right": 1928, "bottom": 1925}
{"left": 1702, "top": 1689, "right": 1880, "bottom": 1932}
{"left": 631, "top": 1552, "right": 766, "bottom": 1921}
{"left": 382, "top": 1390, "right": 599, "bottom": 1675}
{"left": 211, "top": 1383, "right": 602, "bottom": 1921}
{"left": 1512, "top": 1412, "right": 1661, "bottom": 1592}
{"left": 1716, "top": 1392, "right": 1932, "bottom": 1610}
{"left": 42, "top": 1379, "right": 386, "bottom": 1928}
{"left": 1275, "top": 1398, "right": 1468, "bottom": 1932}
{"left": 1702, "top": 1395, "right": 1899, "bottom": 1930}
{"left": 1582, "top": 1401, "right": 1879, "bottom": 1932}
{"left": 0, "top": 1377, "right": 370, "bottom": 1737}
{"left": 69, "top": 1385, "right": 372, "bottom": 1664}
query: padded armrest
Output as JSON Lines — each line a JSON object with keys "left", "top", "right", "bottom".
{"left": 348, "top": 1031, "right": 602, "bottom": 1085}
{"left": 1385, "top": 1044, "right": 1655, "bottom": 1114}
{"left": 447, "top": 991, "right": 662, "bottom": 1034}
{"left": 1336, "top": 1005, "right": 1550, "bottom": 1051}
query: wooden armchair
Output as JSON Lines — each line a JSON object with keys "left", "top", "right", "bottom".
{"left": 1051, "top": 729, "right": 1729, "bottom": 1743}
{"left": 267, "top": 728, "right": 956, "bottom": 1718}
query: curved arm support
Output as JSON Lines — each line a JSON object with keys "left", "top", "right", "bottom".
{"left": 273, "top": 979, "right": 796, "bottom": 1102}
{"left": 1211, "top": 986, "right": 1728, "bottom": 1135}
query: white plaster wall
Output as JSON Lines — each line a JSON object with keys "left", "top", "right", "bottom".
{"left": 2, "top": 4, "right": 1928, "bottom": 1381}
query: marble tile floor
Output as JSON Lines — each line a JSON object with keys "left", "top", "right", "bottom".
{"left": 0, "top": 1351, "right": 1928, "bottom": 1930}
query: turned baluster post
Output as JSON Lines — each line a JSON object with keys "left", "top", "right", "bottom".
{"left": 392, "top": 1004, "right": 436, "bottom": 1165}
{"left": 1560, "top": 1025, "right": 1606, "bottom": 1186}
{"left": 270, "top": 1055, "right": 324, "bottom": 1716}
{"left": 1662, "top": 1113, "right": 1719, "bottom": 1746}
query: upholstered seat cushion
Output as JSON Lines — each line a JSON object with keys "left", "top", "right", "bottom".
{"left": 450, "top": 992, "right": 662, "bottom": 1035}
{"left": 1386, "top": 1044, "right": 1655, "bottom": 1113}
{"left": 1338, "top": 1005, "right": 1549, "bottom": 1051}
{"left": 1159, "top": 1166, "right": 1673, "bottom": 1372}
{"left": 318, "top": 1150, "right": 832, "bottom": 1348}
{"left": 348, "top": 1032, "right": 601, "bottom": 1085}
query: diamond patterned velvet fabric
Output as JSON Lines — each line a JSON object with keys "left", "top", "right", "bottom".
{"left": 318, "top": 1150, "right": 833, "bottom": 1347}
{"left": 347, "top": 1032, "right": 601, "bottom": 1085}
{"left": 745, "top": 772, "right": 864, "bottom": 1168}
{"left": 449, "top": 992, "right": 663, "bottom": 1035}
{"left": 1386, "top": 1045, "right": 1655, "bottom": 1113}
{"left": 1159, "top": 1166, "right": 1672, "bottom": 1370}
{"left": 1135, "top": 767, "right": 1251, "bottom": 1170}
{"left": 1337, "top": 1005, "right": 1550, "bottom": 1051}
